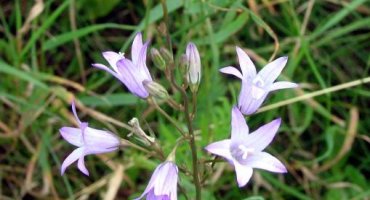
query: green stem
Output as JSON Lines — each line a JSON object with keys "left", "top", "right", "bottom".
{"left": 160, "top": 1, "right": 202, "bottom": 199}
{"left": 149, "top": 98, "right": 186, "bottom": 136}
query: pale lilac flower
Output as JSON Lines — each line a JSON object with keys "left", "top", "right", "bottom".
{"left": 92, "top": 32, "right": 153, "bottom": 98}
{"left": 220, "top": 47, "right": 297, "bottom": 115}
{"left": 186, "top": 42, "right": 201, "bottom": 92}
{"left": 205, "top": 106, "right": 287, "bottom": 187}
{"left": 59, "top": 101, "right": 120, "bottom": 176}
{"left": 135, "top": 162, "right": 178, "bottom": 200}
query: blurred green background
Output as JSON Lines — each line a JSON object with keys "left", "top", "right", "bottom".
{"left": 1, "top": 0, "right": 370, "bottom": 199}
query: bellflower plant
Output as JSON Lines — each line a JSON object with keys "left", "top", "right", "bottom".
{"left": 59, "top": 17, "right": 298, "bottom": 198}
{"left": 135, "top": 161, "right": 178, "bottom": 200}
{"left": 205, "top": 106, "right": 287, "bottom": 187}
{"left": 92, "top": 32, "right": 153, "bottom": 98}
{"left": 60, "top": 101, "right": 120, "bottom": 176}
{"left": 220, "top": 47, "right": 298, "bottom": 115}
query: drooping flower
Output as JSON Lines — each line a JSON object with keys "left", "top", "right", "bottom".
{"left": 135, "top": 161, "right": 178, "bottom": 200}
{"left": 92, "top": 32, "right": 153, "bottom": 98}
{"left": 205, "top": 106, "right": 287, "bottom": 187}
{"left": 220, "top": 47, "right": 297, "bottom": 115}
{"left": 59, "top": 101, "right": 120, "bottom": 176}
{"left": 186, "top": 42, "right": 201, "bottom": 92}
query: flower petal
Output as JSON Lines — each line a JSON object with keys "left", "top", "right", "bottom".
{"left": 246, "top": 152, "right": 287, "bottom": 173}
{"left": 154, "top": 162, "right": 178, "bottom": 196}
{"left": 269, "top": 81, "right": 298, "bottom": 91}
{"left": 186, "top": 42, "right": 201, "bottom": 85}
{"left": 92, "top": 63, "right": 123, "bottom": 82}
{"left": 59, "top": 127, "right": 83, "bottom": 147}
{"left": 83, "top": 145, "right": 119, "bottom": 156}
{"left": 84, "top": 127, "right": 120, "bottom": 149}
{"left": 231, "top": 106, "right": 249, "bottom": 144}
{"left": 116, "top": 59, "right": 149, "bottom": 98}
{"left": 78, "top": 156, "right": 89, "bottom": 176}
{"left": 137, "top": 42, "right": 152, "bottom": 81}
{"left": 71, "top": 100, "right": 81, "bottom": 124}
{"left": 102, "top": 51, "right": 124, "bottom": 72}
{"left": 234, "top": 161, "right": 253, "bottom": 187}
{"left": 258, "top": 56, "right": 288, "bottom": 85}
{"left": 238, "top": 82, "right": 269, "bottom": 115}
{"left": 236, "top": 47, "right": 256, "bottom": 79}
{"left": 244, "top": 118, "right": 281, "bottom": 151}
{"left": 131, "top": 32, "right": 143, "bottom": 65}
{"left": 219, "top": 66, "right": 243, "bottom": 79}
{"left": 61, "top": 147, "right": 84, "bottom": 175}
{"left": 204, "top": 139, "right": 232, "bottom": 161}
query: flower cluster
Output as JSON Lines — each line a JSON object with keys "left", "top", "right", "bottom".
{"left": 205, "top": 47, "right": 297, "bottom": 187}
{"left": 59, "top": 32, "right": 296, "bottom": 199}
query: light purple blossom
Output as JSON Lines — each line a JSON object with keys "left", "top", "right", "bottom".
{"left": 135, "top": 161, "right": 178, "bottom": 200}
{"left": 205, "top": 106, "right": 287, "bottom": 187}
{"left": 59, "top": 101, "right": 120, "bottom": 176}
{"left": 220, "top": 47, "right": 297, "bottom": 115}
{"left": 92, "top": 32, "right": 153, "bottom": 98}
{"left": 186, "top": 42, "right": 201, "bottom": 92}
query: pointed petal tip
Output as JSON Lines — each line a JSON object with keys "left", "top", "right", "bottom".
{"left": 136, "top": 32, "right": 142, "bottom": 37}
{"left": 188, "top": 42, "right": 195, "bottom": 47}
{"left": 275, "top": 117, "right": 282, "bottom": 124}
{"left": 102, "top": 51, "right": 114, "bottom": 56}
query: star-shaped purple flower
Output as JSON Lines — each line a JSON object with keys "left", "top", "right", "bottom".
{"left": 220, "top": 47, "right": 298, "bottom": 115}
{"left": 92, "top": 32, "right": 153, "bottom": 98}
{"left": 135, "top": 161, "right": 178, "bottom": 200}
{"left": 205, "top": 106, "right": 287, "bottom": 187}
{"left": 59, "top": 101, "right": 120, "bottom": 176}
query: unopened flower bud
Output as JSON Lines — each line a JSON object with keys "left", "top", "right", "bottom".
{"left": 160, "top": 47, "right": 173, "bottom": 64}
{"left": 143, "top": 80, "right": 169, "bottom": 100}
{"left": 186, "top": 42, "right": 201, "bottom": 93}
{"left": 151, "top": 48, "right": 166, "bottom": 70}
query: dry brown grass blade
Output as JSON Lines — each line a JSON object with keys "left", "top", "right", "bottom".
{"left": 69, "top": 0, "right": 86, "bottom": 84}
{"left": 261, "top": 0, "right": 277, "bottom": 14}
{"left": 74, "top": 175, "right": 110, "bottom": 198}
{"left": 19, "top": 0, "right": 44, "bottom": 35}
{"left": 104, "top": 164, "right": 124, "bottom": 200}
{"left": 22, "top": 143, "right": 41, "bottom": 197}
{"left": 248, "top": 0, "right": 263, "bottom": 35}
{"left": 316, "top": 107, "right": 358, "bottom": 172}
